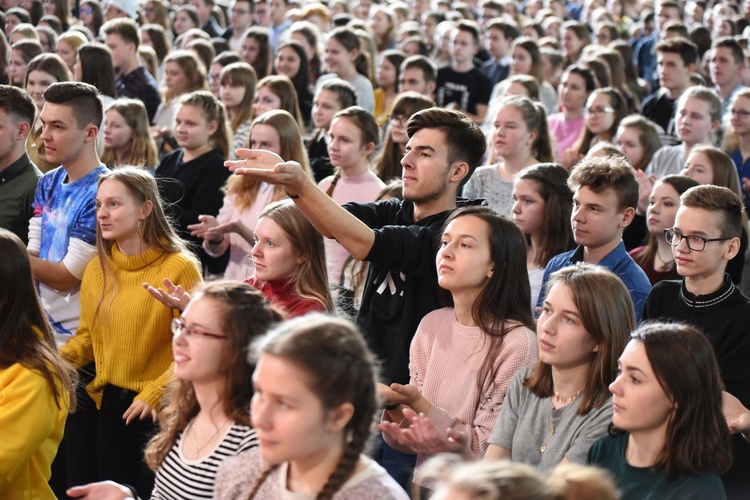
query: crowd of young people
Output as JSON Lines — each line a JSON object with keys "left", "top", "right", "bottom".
{"left": 2, "top": 0, "right": 750, "bottom": 499}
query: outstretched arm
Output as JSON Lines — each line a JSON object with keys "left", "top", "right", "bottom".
{"left": 227, "top": 150, "right": 376, "bottom": 260}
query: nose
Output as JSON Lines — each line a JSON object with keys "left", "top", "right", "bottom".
{"left": 250, "top": 395, "right": 271, "bottom": 429}
{"left": 572, "top": 205, "right": 584, "bottom": 223}
{"left": 675, "top": 235, "right": 691, "bottom": 253}
{"left": 401, "top": 148, "right": 415, "bottom": 170}
{"left": 39, "top": 123, "right": 51, "bottom": 140}
{"left": 609, "top": 375, "right": 622, "bottom": 396}
{"left": 539, "top": 312, "right": 556, "bottom": 336}
{"left": 512, "top": 198, "right": 521, "bottom": 214}
{"left": 251, "top": 240, "right": 262, "bottom": 258}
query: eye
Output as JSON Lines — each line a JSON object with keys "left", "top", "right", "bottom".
{"left": 630, "top": 376, "right": 641, "bottom": 384}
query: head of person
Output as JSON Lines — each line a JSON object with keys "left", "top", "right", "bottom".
{"left": 404, "top": 108, "right": 486, "bottom": 202}
{"left": 511, "top": 37, "right": 543, "bottom": 83}
{"left": 143, "top": 0, "right": 170, "bottom": 28}
{"left": 144, "top": 280, "right": 284, "bottom": 471}
{"left": 450, "top": 20, "right": 481, "bottom": 65}
{"left": 657, "top": 0, "right": 682, "bottom": 31}
{"left": 252, "top": 200, "right": 332, "bottom": 311}
{"left": 675, "top": 86, "right": 722, "bottom": 146}
{"left": 558, "top": 64, "right": 596, "bottom": 113}
{"left": 325, "top": 26, "right": 366, "bottom": 77}
{"left": 219, "top": 62, "right": 257, "bottom": 131}
{"left": 75, "top": 42, "right": 117, "bottom": 99}
{"left": 228, "top": 0, "right": 254, "bottom": 32}
{"left": 682, "top": 145, "right": 743, "bottom": 196}
{"left": 561, "top": 21, "right": 589, "bottom": 61}
{"left": 610, "top": 321, "right": 732, "bottom": 479}
{"left": 327, "top": 106, "right": 379, "bottom": 173}
{"left": 527, "top": 263, "right": 635, "bottom": 416}
{"left": 568, "top": 155, "right": 638, "bottom": 248}
{"left": 710, "top": 37, "right": 745, "bottom": 90}
{"left": 582, "top": 87, "right": 628, "bottom": 144}
{"left": 725, "top": 88, "right": 750, "bottom": 152}
{"left": 24, "top": 53, "right": 70, "bottom": 110}
{"left": 56, "top": 31, "right": 87, "bottom": 72}
{"left": 655, "top": 38, "right": 698, "bottom": 94}
{"left": 163, "top": 50, "right": 208, "bottom": 101}
{"left": 240, "top": 26, "right": 272, "bottom": 80}
{"left": 501, "top": 74, "right": 540, "bottom": 101}
{"left": 101, "top": 99, "right": 158, "bottom": 169}
{"left": 398, "top": 55, "right": 437, "bottom": 96}
{"left": 172, "top": 5, "right": 200, "bottom": 36}
{"left": 288, "top": 20, "right": 322, "bottom": 62}
{"left": 486, "top": 19, "right": 520, "bottom": 60}
{"left": 247, "top": 314, "right": 378, "bottom": 496}
{"left": 377, "top": 49, "right": 405, "bottom": 92}
{"left": 101, "top": 17, "right": 140, "bottom": 72}
{"left": 253, "top": 75, "right": 303, "bottom": 129}
{"left": 140, "top": 24, "right": 170, "bottom": 63}
{"left": 493, "top": 95, "right": 554, "bottom": 164}
{"left": 275, "top": 40, "right": 311, "bottom": 92}
{"left": 209, "top": 51, "right": 243, "bottom": 96}
{"left": 0, "top": 85, "right": 36, "bottom": 164}
{"left": 513, "top": 163, "right": 574, "bottom": 268}
{"left": 616, "top": 115, "right": 663, "bottom": 171}
{"left": 5, "top": 7, "right": 30, "bottom": 35}
{"left": 671, "top": 185, "right": 743, "bottom": 279}
{"left": 312, "top": 78, "right": 357, "bottom": 132}
{"left": 10, "top": 40, "right": 43, "bottom": 86}
{"left": 176, "top": 91, "right": 231, "bottom": 158}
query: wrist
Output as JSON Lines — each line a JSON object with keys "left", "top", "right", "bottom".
{"left": 206, "top": 236, "right": 224, "bottom": 245}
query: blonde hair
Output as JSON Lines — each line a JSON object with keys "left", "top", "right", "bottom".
{"left": 101, "top": 99, "right": 159, "bottom": 169}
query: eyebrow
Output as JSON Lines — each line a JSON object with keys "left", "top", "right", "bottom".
{"left": 406, "top": 144, "right": 438, "bottom": 153}
{"left": 443, "top": 232, "right": 479, "bottom": 241}
{"left": 39, "top": 118, "right": 68, "bottom": 126}
{"left": 672, "top": 226, "right": 710, "bottom": 237}
{"left": 620, "top": 362, "right": 647, "bottom": 376}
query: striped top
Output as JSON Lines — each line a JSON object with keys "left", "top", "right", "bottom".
{"left": 151, "top": 423, "right": 258, "bottom": 499}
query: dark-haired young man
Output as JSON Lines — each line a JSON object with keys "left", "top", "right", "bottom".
{"left": 641, "top": 185, "right": 750, "bottom": 498}
{"left": 0, "top": 85, "right": 40, "bottom": 245}
{"left": 710, "top": 37, "right": 747, "bottom": 117}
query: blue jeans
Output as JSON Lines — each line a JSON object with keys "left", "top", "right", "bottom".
{"left": 372, "top": 433, "right": 417, "bottom": 492}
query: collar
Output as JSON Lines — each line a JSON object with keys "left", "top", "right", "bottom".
{"left": 0, "top": 153, "right": 33, "bottom": 183}
{"left": 679, "top": 274, "right": 735, "bottom": 308}
{"left": 569, "top": 241, "right": 627, "bottom": 267}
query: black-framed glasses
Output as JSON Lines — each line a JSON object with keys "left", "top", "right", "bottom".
{"left": 171, "top": 318, "right": 227, "bottom": 341}
{"left": 731, "top": 109, "right": 750, "bottom": 118}
{"left": 389, "top": 114, "right": 408, "bottom": 126}
{"left": 664, "top": 228, "right": 732, "bottom": 251}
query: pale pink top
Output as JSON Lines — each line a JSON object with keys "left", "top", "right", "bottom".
{"left": 547, "top": 113, "right": 585, "bottom": 160}
{"left": 318, "top": 170, "right": 385, "bottom": 285}
{"left": 382, "top": 307, "right": 537, "bottom": 469}
{"left": 204, "top": 183, "right": 278, "bottom": 280}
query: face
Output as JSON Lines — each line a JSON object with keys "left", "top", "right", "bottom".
{"left": 165, "top": 61, "right": 189, "bottom": 96}
{"left": 56, "top": 41, "right": 77, "bottom": 70}
{"left": 657, "top": 51, "right": 692, "bottom": 93}
{"left": 328, "top": 117, "right": 372, "bottom": 171}
{"left": 451, "top": 30, "right": 477, "bottom": 65}
{"left": 682, "top": 151, "right": 716, "bottom": 186}
{"left": 95, "top": 177, "right": 151, "bottom": 251}
{"left": 657, "top": 6, "right": 680, "bottom": 31}
{"left": 209, "top": 63, "right": 223, "bottom": 96}
{"left": 5, "top": 13, "right": 21, "bottom": 35}
{"left": 143, "top": 1, "right": 157, "bottom": 23}
{"left": 0, "top": 109, "right": 24, "bottom": 166}
{"left": 254, "top": 1, "right": 270, "bottom": 26}
{"left": 512, "top": 178, "right": 546, "bottom": 236}
{"left": 399, "top": 67, "right": 431, "bottom": 95}
{"left": 505, "top": 82, "right": 530, "bottom": 98}
{"left": 377, "top": 57, "right": 398, "bottom": 89}
{"left": 562, "top": 29, "right": 585, "bottom": 58}
{"left": 43, "top": 0, "right": 54, "bottom": 14}
{"left": 105, "top": 33, "right": 133, "bottom": 70}
{"left": 585, "top": 93, "right": 616, "bottom": 136}
{"left": 252, "top": 86, "right": 282, "bottom": 118}
{"left": 676, "top": 97, "right": 716, "bottom": 146}
{"left": 251, "top": 216, "right": 304, "bottom": 282}
{"left": 312, "top": 89, "right": 341, "bottom": 131}
{"left": 249, "top": 123, "right": 281, "bottom": 155}
{"left": 39, "top": 31, "right": 53, "bottom": 53}
{"left": 103, "top": 109, "right": 133, "bottom": 151}
{"left": 511, "top": 45, "right": 532, "bottom": 76}
{"left": 436, "top": 214, "right": 494, "bottom": 296}
{"left": 275, "top": 46, "right": 301, "bottom": 79}
{"left": 369, "top": 11, "right": 391, "bottom": 37}
{"left": 229, "top": 0, "right": 253, "bottom": 30}
{"left": 672, "top": 206, "right": 736, "bottom": 281}
{"left": 220, "top": 79, "right": 246, "bottom": 110}
{"left": 26, "top": 70, "right": 58, "bottom": 110}
{"left": 389, "top": 112, "right": 409, "bottom": 145}
{"left": 241, "top": 36, "right": 260, "bottom": 65}
{"left": 268, "top": 0, "right": 286, "bottom": 24}
{"left": 9, "top": 49, "right": 27, "bottom": 86}
{"left": 646, "top": 181, "right": 680, "bottom": 236}
{"left": 251, "top": 353, "right": 349, "bottom": 467}
{"left": 537, "top": 283, "right": 599, "bottom": 370}
{"left": 571, "top": 186, "right": 628, "bottom": 250}
{"left": 325, "top": 38, "right": 356, "bottom": 75}
{"left": 730, "top": 96, "right": 750, "bottom": 135}
{"left": 173, "top": 295, "right": 228, "bottom": 385}
{"left": 173, "top": 11, "right": 196, "bottom": 35}
{"left": 610, "top": 340, "right": 674, "bottom": 435}
{"left": 401, "top": 128, "right": 454, "bottom": 204}
{"left": 174, "top": 104, "right": 216, "bottom": 151}
{"left": 616, "top": 127, "right": 645, "bottom": 168}
{"left": 595, "top": 26, "right": 612, "bottom": 46}
{"left": 493, "top": 105, "right": 536, "bottom": 159}
{"left": 710, "top": 47, "right": 741, "bottom": 88}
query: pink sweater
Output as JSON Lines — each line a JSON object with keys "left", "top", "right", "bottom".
{"left": 383, "top": 307, "right": 537, "bottom": 464}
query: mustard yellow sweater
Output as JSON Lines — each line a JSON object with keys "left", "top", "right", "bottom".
{"left": 60, "top": 244, "right": 202, "bottom": 408}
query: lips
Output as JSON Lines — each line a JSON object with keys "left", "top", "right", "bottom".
{"left": 539, "top": 338, "right": 555, "bottom": 351}
{"left": 675, "top": 256, "right": 692, "bottom": 266}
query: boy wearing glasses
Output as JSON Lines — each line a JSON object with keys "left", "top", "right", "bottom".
{"left": 642, "top": 186, "right": 750, "bottom": 499}
{"left": 536, "top": 156, "right": 651, "bottom": 320}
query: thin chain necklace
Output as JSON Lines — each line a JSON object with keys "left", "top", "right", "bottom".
{"left": 540, "top": 388, "right": 584, "bottom": 453}
{"left": 188, "top": 417, "right": 229, "bottom": 457}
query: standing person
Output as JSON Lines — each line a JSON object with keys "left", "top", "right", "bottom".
{"left": 485, "top": 263, "right": 634, "bottom": 472}
{"left": 641, "top": 185, "right": 750, "bottom": 498}
{"left": 102, "top": 18, "right": 162, "bottom": 123}
{"left": 547, "top": 66, "right": 596, "bottom": 160}
{"left": 434, "top": 20, "right": 492, "bottom": 124}
{"left": 0, "top": 85, "right": 40, "bottom": 245}
{"left": 155, "top": 91, "right": 232, "bottom": 275}
{"left": 60, "top": 168, "right": 202, "bottom": 498}
{"left": 27, "top": 82, "right": 108, "bottom": 339}
{"left": 589, "top": 322, "right": 732, "bottom": 499}
{"left": 378, "top": 207, "right": 537, "bottom": 474}
{"left": 317, "top": 27, "right": 375, "bottom": 113}
{"left": 0, "top": 228, "right": 75, "bottom": 500}
{"left": 463, "top": 95, "right": 554, "bottom": 216}
{"left": 101, "top": 100, "right": 159, "bottom": 171}
{"left": 214, "top": 315, "right": 409, "bottom": 499}
{"left": 227, "top": 107, "right": 487, "bottom": 486}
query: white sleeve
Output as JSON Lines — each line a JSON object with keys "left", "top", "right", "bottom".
{"left": 62, "top": 238, "right": 97, "bottom": 280}
{"left": 27, "top": 217, "right": 42, "bottom": 253}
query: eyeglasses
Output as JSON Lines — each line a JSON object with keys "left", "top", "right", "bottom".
{"left": 171, "top": 318, "right": 227, "bottom": 341}
{"left": 389, "top": 114, "right": 408, "bottom": 126}
{"left": 664, "top": 228, "right": 732, "bottom": 251}
{"left": 585, "top": 106, "right": 615, "bottom": 115}
{"left": 731, "top": 109, "right": 750, "bottom": 118}
{"left": 79, "top": 6, "right": 92, "bottom": 14}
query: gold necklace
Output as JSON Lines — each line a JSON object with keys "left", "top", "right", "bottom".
{"left": 189, "top": 418, "right": 229, "bottom": 457}
{"left": 552, "top": 387, "right": 584, "bottom": 407}
{"left": 540, "top": 389, "right": 583, "bottom": 453}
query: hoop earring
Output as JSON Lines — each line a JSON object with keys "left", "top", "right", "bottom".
{"left": 137, "top": 220, "right": 143, "bottom": 236}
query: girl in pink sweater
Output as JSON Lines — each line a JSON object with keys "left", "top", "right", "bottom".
{"left": 378, "top": 206, "right": 537, "bottom": 469}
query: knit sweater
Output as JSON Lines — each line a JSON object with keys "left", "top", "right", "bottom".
{"left": 244, "top": 277, "right": 326, "bottom": 318}
{"left": 60, "top": 244, "right": 202, "bottom": 408}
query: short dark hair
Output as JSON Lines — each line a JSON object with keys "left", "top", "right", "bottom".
{"left": 43, "top": 82, "right": 102, "bottom": 130}
{"left": 655, "top": 37, "right": 698, "bottom": 67}
{"left": 712, "top": 36, "right": 745, "bottom": 65}
{"left": 487, "top": 19, "right": 519, "bottom": 40}
{"left": 455, "top": 20, "right": 481, "bottom": 45}
{"left": 101, "top": 17, "right": 140, "bottom": 48}
{"left": 406, "top": 108, "right": 486, "bottom": 188}
{"left": 568, "top": 155, "right": 638, "bottom": 212}
{"left": 401, "top": 55, "right": 437, "bottom": 83}
{"left": 0, "top": 85, "right": 36, "bottom": 125}
{"left": 680, "top": 185, "right": 744, "bottom": 239}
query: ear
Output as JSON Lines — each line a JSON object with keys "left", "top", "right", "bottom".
{"left": 619, "top": 206, "right": 635, "bottom": 228}
{"left": 349, "top": 48, "right": 359, "bottom": 63}
{"left": 710, "top": 118, "right": 720, "bottom": 135}
{"left": 362, "top": 141, "right": 375, "bottom": 158}
{"left": 449, "top": 161, "right": 470, "bottom": 186}
{"left": 295, "top": 252, "right": 306, "bottom": 265}
{"left": 326, "top": 402, "right": 355, "bottom": 433}
{"left": 486, "top": 266, "right": 494, "bottom": 279}
{"left": 528, "top": 129, "right": 538, "bottom": 146}
{"left": 84, "top": 124, "right": 99, "bottom": 143}
{"left": 16, "top": 121, "right": 30, "bottom": 140}
{"left": 724, "top": 236, "right": 741, "bottom": 261}
{"left": 207, "top": 119, "right": 219, "bottom": 136}
{"left": 141, "top": 199, "right": 154, "bottom": 219}
{"left": 427, "top": 81, "right": 436, "bottom": 96}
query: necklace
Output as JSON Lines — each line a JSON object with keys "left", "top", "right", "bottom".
{"left": 540, "top": 388, "right": 583, "bottom": 453}
{"left": 654, "top": 250, "right": 675, "bottom": 271}
{"left": 189, "top": 417, "right": 229, "bottom": 457}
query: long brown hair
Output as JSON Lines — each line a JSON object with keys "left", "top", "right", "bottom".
{"left": 163, "top": 50, "right": 208, "bottom": 101}
{"left": 220, "top": 62, "right": 257, "bottom": 132}
{"left": 101, "top": 99, "right": 159, "bottom": 169}
{"left": 574, "top": 87, "right": 628, "bottom": 157}
{"left": 145, "top": 281, "right": 284, "bottom": 470}
{"left": 255, "top": 75, "right": 304, "bottom": 130}
{"left": 524, "top": 263, "right": 634, "bottom": 416}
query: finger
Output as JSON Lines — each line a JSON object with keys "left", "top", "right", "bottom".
{"left": 66, "top": 485, "right": 89, "bottom": 497}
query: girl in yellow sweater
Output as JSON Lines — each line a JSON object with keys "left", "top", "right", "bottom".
{"left": 60, "top": 167, "right": 202, "bottom": 498}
